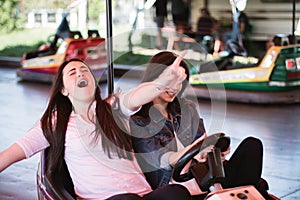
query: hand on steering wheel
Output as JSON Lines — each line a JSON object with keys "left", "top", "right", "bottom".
{"left": 172, "top": 133, "right": 230, "bottom": 183}
{"left": 226, "top": 39, "right": 247, "bottom": 57}
{"left": 196, "top": 145, "right": 215, "bottom": 162}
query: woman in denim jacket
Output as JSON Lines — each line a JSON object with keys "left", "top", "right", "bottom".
{"left": 130, "top": 51, "right": 206, "bottom": 194}
{"left": 130, "top": 51, "right": 276, "bottom": 200}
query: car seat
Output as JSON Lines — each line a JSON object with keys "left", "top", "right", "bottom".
{"left": 38, "top": 148, "right": 76, "bottom": 200}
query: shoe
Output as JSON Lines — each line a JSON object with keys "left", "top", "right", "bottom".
{"left": 256, "top": 178, "right": 280, "bottom": 200}
{"left": 256, "top": 178, "right": 269, "bottom": 192}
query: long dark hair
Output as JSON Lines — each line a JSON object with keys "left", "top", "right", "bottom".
{"left": 41, "top": 58, "right": 132, "bottom": 176}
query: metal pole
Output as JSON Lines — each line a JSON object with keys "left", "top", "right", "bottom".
{"left": 292, "top": 0, "right": 296, "bottom": 38}
{"left": 106, "top": 0, "right": 114, "bottom": 94}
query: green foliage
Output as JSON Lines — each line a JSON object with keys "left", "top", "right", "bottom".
{"left": 0, "top": 28, "right": 55, "bottom": 57}
{"left": 0, "top": 42, "right": 44, "bottom": 57}
{"left": 0, "top": 27, "right": 152, "bottom": 65}
{"left": 88, "top": 0, "right": 106, "bottom": 23}
{"left": 114, "top": 51, "right": 152, "bottom": 65}
{"left": 0, "top": 0, "right": 25, "bottom": 33}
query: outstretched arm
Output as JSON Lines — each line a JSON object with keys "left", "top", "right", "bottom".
{"left": 123, "top": 51, "right": 187, "bottom": 111}
{"left": 0, "top": 143, "right": 26, "bottom": 173}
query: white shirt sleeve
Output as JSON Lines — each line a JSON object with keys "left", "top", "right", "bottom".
{"left": 15, "top": 121, "right": 50, "bottom": 158}
{"left": 118, "top": 93, "right": 141, "bottom": 117}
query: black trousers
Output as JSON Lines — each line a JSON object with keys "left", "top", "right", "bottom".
{"left": 106, "top": 184, "right": 191, "bottom": 200}
{"left": 222, "top": 136, "right": 263, "bottom": 188}
{"left": 107, "top": 137, "right": 263, "bottom": 200}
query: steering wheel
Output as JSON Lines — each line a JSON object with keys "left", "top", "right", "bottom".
{"left": 172, "top": 133, "right": 230, "bottom": 182}
{"left": 226, "top": 39, "right": 247, "bottom": 57}
{"left": 47, "top": 34, "right": 64, "bottom": 49}
{"left": 47, "top": 34, "right": 56, "bottom": 43}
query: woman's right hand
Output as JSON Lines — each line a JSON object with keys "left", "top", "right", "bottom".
{"left": 0, "top": 143, "right": 26, "bottom": 173}
{"left": 195, "top": 145, "right": 215, "bottom": 163}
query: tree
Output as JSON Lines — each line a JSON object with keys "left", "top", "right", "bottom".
{"left": 88, "top": 0, "right": 106, "bottom": 25}
{"left": 0, "top": 0, "right": 24, "bottom": 33}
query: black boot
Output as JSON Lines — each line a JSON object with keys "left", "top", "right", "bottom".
{"left": 256, "top": 178, "right": 269, "bottom": 192}
{"left": 255, "top": 178, "right": 279, "bottom": 200}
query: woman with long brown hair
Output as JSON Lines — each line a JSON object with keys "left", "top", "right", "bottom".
{"left": 130, "top": 51, "right": 277, "bottom": 200}
{"left": 0, "top": 56, "right": 195, "bottom": 199}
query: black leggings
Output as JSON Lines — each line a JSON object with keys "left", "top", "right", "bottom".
{"left": 106, "top": 184, "right": 191, "bottom": 200}
{"left": 107, "top": 137, "right": 263, "bottom": 200}
{"left": 222, "top": 136, "right": 263, "bottom": 188}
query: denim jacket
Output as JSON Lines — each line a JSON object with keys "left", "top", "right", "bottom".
{"left": 129, "top": 97, "right": 205, "bottom": 189}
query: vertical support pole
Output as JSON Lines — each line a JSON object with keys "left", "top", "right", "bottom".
{"left": 106, "top": 0, "right": 114, "bottom": 94}
{"left": 292, "top": 0, "right": 296, "bottom": 39}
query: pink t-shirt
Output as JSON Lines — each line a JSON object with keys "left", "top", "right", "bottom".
{"left": 16, "top": 95, "right": 152, "bottom": 199}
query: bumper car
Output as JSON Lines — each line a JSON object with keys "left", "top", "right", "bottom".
{"left": 172, "top": 133, "right": 280, "bottom": 200}
{"left": 187, "top": 37, "right": 300, "bottom": 104}
{"left": 36, "top": 133, "right": 279, "bottom": 200}
{"left": 16, "top": 16, "right": 107, "bottom": 83}
{"left": 37, "top": 148, "right": 76, "bottom": 200}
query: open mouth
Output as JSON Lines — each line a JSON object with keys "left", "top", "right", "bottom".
{"left": 77, "top": 79, "right": 88, "bottom": 88}
{"left": 166, "top": 90, "right": 177, "bottom": 98}
{"left": 166, "top": 89, "right": 178, "bottom": 94}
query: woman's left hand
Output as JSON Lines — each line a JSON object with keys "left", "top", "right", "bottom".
{"left": 154, "top": 50, "right": 187, "bottom": 91}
